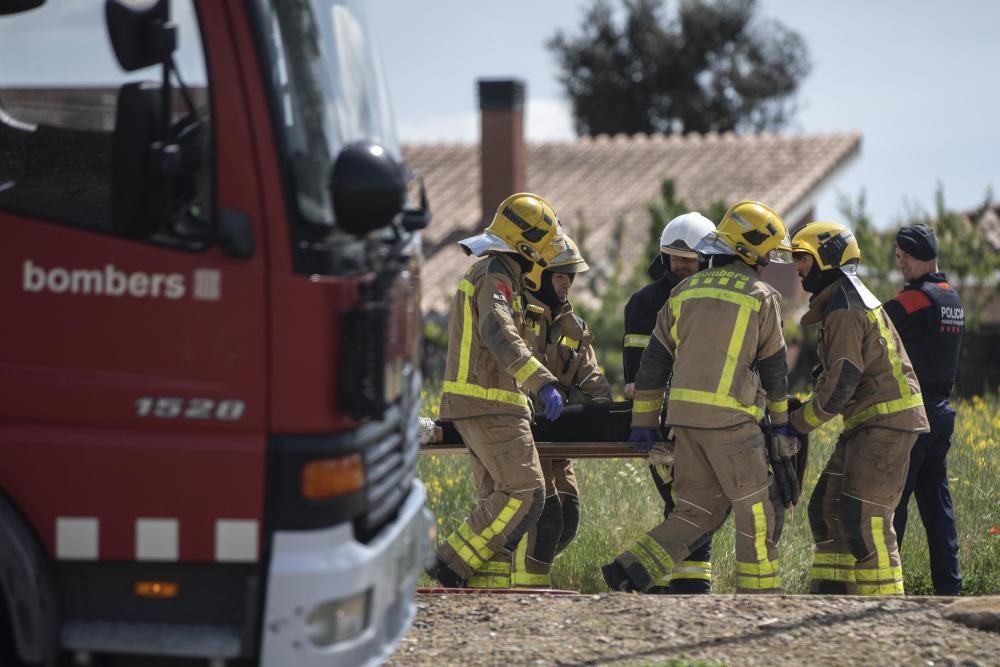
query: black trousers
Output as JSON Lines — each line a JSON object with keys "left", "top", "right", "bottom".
{"left": 893, "top": 399, "right": 961, "bottom": 595}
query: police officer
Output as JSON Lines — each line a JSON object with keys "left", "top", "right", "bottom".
{"left": 788, "top": 222, "right": 929, "bottom": 595}
{"left": 603, "top": 201, "right": 794, "bottom": 594}
{"left": 884, "top": 223, "right": 964, "bottom": 595}
{"left": 428, "top": 193, "right": 571, "bottom": 588}
{"left": 621, "top": 212, "right": 717, "bottom": 593}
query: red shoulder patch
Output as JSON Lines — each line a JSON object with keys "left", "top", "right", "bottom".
{"left": 893, "top": 289, "right": 932, "bottom": 314}
{"left": 496, "top": 281, "right": 513, "bottom": 301}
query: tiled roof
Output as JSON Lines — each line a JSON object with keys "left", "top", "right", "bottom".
{"left": 405, "top": 131, "right": 862, "bottom": 315}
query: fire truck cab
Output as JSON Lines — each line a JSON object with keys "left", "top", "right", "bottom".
{"left": 0, "top": 0, "right": 433, "bottom": 664}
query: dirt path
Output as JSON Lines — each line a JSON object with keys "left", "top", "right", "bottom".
{"left": 388, "top": 593, "right": 1000, "bottom": 666}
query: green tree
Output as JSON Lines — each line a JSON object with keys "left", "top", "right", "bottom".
{"left": 576, "top": 179, "right": 728, "bottom": 389}
{"left": 926, "top": 188, "right": 999, "bottom": 331}
{"left": 838, "top": 190, "right": 897, "bottom": 302}
{"left": 839, "top": 186, "right": 1000, "bottom": 331}
{"left": 548, "top": 0, "right": 811, "bottom": 136}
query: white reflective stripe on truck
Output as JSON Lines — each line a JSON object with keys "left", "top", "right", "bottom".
{"left": 55, "top": 516, "right": 259, "bottom": 561}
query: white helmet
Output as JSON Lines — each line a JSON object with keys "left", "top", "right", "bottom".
{"left": 660, "top": 212, "right": 716, "bottom": 259}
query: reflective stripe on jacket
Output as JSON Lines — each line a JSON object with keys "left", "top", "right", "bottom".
{"left": 622, "top": 272, "right": 678, "bottom": 383}
{"left": 439, "top": 254, "right": 558, "bottom": 420}
{"left": 633, "top": 262, "right": 788, "bottom": 429}
{"left": 790, "top": 276, "right": 929, "bottom": 434}
{"left": 523, "top": 293, "right": 611, "bottom": 411}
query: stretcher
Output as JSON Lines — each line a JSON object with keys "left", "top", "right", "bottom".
{"left": 418, "top": 401, "right": 649, "bottom": 458}
{"left": 418, "top": 399, "right": 810, "bottom": 483}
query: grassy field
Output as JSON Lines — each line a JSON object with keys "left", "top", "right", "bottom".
{"left": 418, "top": 389, "right": 1000, "bottom": 594}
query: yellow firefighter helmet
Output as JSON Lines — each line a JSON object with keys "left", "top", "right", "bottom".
{"left": 459, "top": 192, "right": 569, "bottom": 290}
{"left": 696, "top": 201, "right": 792, "bottom": 266}
{"left": 548, "top": 235, "right": 589, "bottom": 273}
{"left": 790, "top": 221, "right": 862, "bottom": 270}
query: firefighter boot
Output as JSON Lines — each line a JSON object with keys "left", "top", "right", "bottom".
{"left": 601, "top": 561, "right": 640, "bottom": 592}
{"left": 427, "top": 557, "right": 467, "bottom": 589}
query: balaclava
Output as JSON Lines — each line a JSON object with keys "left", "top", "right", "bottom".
{"left": 535, "top": 269, "right": 574, "bottom": 312}
{"left": 801, "top": 260, "right": 842, "bottom": 295}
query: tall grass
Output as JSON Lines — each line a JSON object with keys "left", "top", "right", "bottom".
{"left": 418, "top": 388, "right": 1000, "bottom": 594}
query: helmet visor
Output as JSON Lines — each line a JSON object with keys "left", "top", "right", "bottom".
{"left": 693, "top": 232, "right": 737, "bottom": 257}
{"left": 767, "top": 232, "right": 794, "bottom": 264}
{"left": 768, "top": 249, "right": 793, "bottom": 264}
{"left": 458, "top": 231, "right": 515, "bottom": 257}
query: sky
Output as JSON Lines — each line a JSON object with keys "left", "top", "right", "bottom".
{"left": 367, "top": 0, "right": 1000, "bottom": 228}
{"left": 1, "top": 1, "right": 995, "bottom": 228}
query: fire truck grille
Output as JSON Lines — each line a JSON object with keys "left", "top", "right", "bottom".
{"left": 358, "top": 397, "right": 419, "bottom": 541}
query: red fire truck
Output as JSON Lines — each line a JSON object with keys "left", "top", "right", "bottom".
{"left": 0, "top": 0, "right": 433, "bottom": 664}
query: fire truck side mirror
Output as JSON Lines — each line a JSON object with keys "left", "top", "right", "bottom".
{"left": 331, "top": 142, "right": 407, "bottom": 237}
{"left": 111, "top": 82, "right": 167, "bottom": 237}
{"left": 105, "top": 0, "right": 176, "bottom": 72}
{"left": 401, "top": 175, "right": 432, "bottom": 233}
{"left": 0, "top": 0, "right": 44, "bottom": 16}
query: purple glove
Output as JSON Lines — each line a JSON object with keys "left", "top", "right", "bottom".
{"left": 538, "top": 384, "right": 564, "bottom": 421}
{"left": 628, "top": 427, "right": 657, "bottom": 453}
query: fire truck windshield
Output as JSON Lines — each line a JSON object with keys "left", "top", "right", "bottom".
{"left": 256, "top": 0, "right": 401, "bottom": 227}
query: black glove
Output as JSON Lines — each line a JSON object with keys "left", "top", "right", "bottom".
{"left": 768, "top": 422, "right": 801, "bottom": 507}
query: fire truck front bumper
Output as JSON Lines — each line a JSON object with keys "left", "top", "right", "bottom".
{"left": 260, "top": 480, "right": 433, "bottom": 667}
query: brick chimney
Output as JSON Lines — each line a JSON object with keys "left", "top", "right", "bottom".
{"left": 478, "top": 79, "right": 526, "bottom": 223}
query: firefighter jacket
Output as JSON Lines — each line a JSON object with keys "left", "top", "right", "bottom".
{"left": 883, "top": 272, "right": 964, "bottom": 400}
{"left": 522, "top": 293, "right": 612, "bottom": 411}
{"left": 789, "top": 276, "right": 929, "bottom": 435}
{"left": 632, "top": 262, "right": 789, "bottom": 430}
{"left": 439, "top": 254, "right": 558, "bottom": 421}
{"left": 622, "top": 271, "right": 680, "bottom": 383}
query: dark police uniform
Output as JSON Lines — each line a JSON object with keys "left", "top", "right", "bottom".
{"left": 622, "top": 270, "right": 713, "bottom": 593}
{"left": 884, "top": 271, "right": 964, "bottom": 595}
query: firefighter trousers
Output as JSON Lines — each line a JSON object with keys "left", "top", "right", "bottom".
{"left": 615, "top": 421, "right": 782, "bottom": 593}
{"left": 437, "top": 415, "right": 545, "bottom": 583}
{"left": 808, "top": 426, "right": 917, "bottom": 595}
{"left": 893, "top": 400, "right": 961, "bottom": 595}
{"left": 649, "top": 463, "right": 713, "bottom": 592}
{"left": 512, "top": 458, "right": 581, "bottom": 588}
{"left": 550, "top": 458, "right": 581, "bottom": 555}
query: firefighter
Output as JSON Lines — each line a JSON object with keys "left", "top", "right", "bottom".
{"left": 884, "top": 223, "right": 964, "bottom": 595}
{"left": 495, "top": 237, "right": 613, "bottom": 589}
{"left": 621, "top": 212, "right": 718, "bottom": 593}
{"left": 787, "top": 222, "right": 929, "bottom": 595}
{"left": 603, "top": 201, "right": 795, "bottom": 594}
{"left": 428, "top": 192, "right": 573, "bottom": 588}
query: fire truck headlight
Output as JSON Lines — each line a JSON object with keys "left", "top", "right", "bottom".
{"left": 301, "top": 454, "right": 365, "bottom": 499}
{"left": 305, "top": 590, "right": 370, "bottom": 647}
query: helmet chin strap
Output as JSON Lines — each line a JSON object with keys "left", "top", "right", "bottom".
{"left": 522, "top": 262, "right": 544, "bottom": 292}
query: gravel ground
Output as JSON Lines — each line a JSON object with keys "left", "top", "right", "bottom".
{"left": 388, "top": 593, "right": 1000, "bottom": 666}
